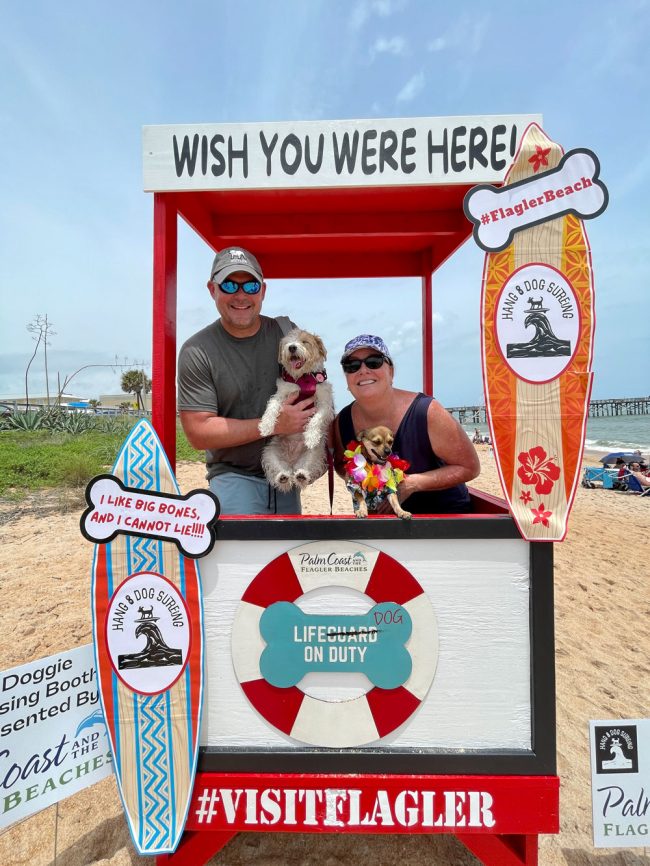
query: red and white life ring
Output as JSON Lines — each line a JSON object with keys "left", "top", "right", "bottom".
{"left": 231, "top": 541, "right": 437, "bottom": 748}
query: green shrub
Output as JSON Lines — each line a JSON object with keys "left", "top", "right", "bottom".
{"left": 0, "top": 420, "right": 202, "bottom": 495}
{"left": 59, "top": 454, "right": 104, "bottom": 488}
{"left": 4, "top": 410, "right": 45, "bottom": 431}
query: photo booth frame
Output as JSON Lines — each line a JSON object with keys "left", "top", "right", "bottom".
{"left": 145, "top": 115, "right": 558, "bottom": 866}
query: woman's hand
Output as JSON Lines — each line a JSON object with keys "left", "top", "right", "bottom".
{"left": 373, "top": 473, "right": 419, "bottom": 512}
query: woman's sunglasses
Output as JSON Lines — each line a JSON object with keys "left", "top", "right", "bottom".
{"left": 341, "top": 353, "right": 390, "bottom": 374}
{"left": 218, "top": 279, "right": 262, "bottom": 295}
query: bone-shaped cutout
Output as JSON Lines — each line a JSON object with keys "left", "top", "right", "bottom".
{"left": 258, "top": 600, "right": 412, "bottom": 689}
{"left": 464, "top": 148, "right": 608, "bottom": 252}
{"left": 80, "top": 474, "right": 219, "bottom": 558}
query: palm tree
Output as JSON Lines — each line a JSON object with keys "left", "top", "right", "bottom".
{"left": 120, "top": 369, "right": 152, "bottom": 412}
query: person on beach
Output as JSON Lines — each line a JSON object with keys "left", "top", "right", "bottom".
{"left": 332, "top": 334, "right": 480, "bottom": 514}
{"left": 629, "top": 462, "right": 650, "bottom": 487}
{"left": 177, "top": 246, "right": 314, "bottom": 515}
{"left": 612, "top": 457, "right": 628, "bottom": 490}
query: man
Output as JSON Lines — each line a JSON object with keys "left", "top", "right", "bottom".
{"left": 177, "top": 246, "right": 313, "bottom": 515}
{"left": 629, "top": 462, "right": 650, "bottom": 487}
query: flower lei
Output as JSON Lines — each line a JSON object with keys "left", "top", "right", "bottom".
{"left": 343, "top": 440, "right": 410, "bottom": 499}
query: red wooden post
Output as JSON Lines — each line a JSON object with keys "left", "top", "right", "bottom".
{"left": 152, "top": 193, "right": 178, "bottom": 467}
{"left": 156, "top": 830, "right": 237, "bottom": 866}
{"left": 421, "top": 249, "right": 434, "bottom": 395}
{"left": 457, "top": 832, "right": 538, "bottom": 866}
{"left": 157, "top": 831, "right": 538, "bottom": 866}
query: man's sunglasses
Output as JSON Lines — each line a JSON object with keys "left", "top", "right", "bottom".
{"left": 217, "top": 279, "right": 262, "bottom": 295}
{"left": 341, "top": 353, "right": 391, "bottom": 374}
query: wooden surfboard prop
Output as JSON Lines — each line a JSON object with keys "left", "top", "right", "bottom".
{"left": 89, "top": 419, "right": 205, "bottom": 854}
{"left": 478, "top": 124, "right": 596, "bottom": 541}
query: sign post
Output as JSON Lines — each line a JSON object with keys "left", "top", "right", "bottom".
{"left": 590, "top": 719, "right": 650, "bottom": 847}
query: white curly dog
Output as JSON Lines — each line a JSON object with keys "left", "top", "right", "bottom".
{"left": 258, "top": 328, "right": 335, "bottom": 492}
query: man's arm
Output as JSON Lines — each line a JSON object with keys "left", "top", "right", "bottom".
{"left": 180, "top": 397, "right": 315, "bottom": 451}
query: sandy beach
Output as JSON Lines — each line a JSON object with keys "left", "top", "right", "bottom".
{"left": 1, "top": 446, "right": 648, "bottom": 866}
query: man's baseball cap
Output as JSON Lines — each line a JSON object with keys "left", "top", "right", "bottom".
{"left": 340, "top": 334, "right": 393, "bottom": 363}
{"left": 210, "top": 247, "right": 264, "bottom": 283}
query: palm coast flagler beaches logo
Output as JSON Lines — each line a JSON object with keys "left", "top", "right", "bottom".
{"left": 231, "top": 540, "right": 438, "bottom": 748}
{"left": 494, "top": 263, "right": 581, "bottom": 384}
{"left": 104, "top": 571, "right": 191, "bottom": 695}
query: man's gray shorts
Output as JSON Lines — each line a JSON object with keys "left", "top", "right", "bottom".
{"left": 209, "top": 472, "right": 301, "bottom": 516}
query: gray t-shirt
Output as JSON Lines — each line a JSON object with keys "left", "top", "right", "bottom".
{"left": 177, "top": 316, "right": 293, "bottom": 479}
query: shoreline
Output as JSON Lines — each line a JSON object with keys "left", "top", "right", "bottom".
{"left": 462, "top": 416, "right": 650, "bottom": 460}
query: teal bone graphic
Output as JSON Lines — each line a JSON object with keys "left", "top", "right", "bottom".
{"left": 259, "top": 601, "right": 412, "bottom": 689}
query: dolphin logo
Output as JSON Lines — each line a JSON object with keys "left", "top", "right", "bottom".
{"left": 75, "top": 709, "right": 106, "bottom": 737}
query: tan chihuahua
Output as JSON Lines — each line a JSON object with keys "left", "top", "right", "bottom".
{"left": 351, "top": 426, "right": 412, "bottom": 520}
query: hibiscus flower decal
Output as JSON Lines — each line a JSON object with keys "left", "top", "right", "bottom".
{"left": 517, "top": 446, "right": 561, "bottom": 494}
{"left": 531, "top": 503, "right": 553, "bottom": 527}
{"left": 528, "top": 145, "right": 551, "bottom": 173}
{"left": 519, "top": 490, "right": 532, "bottom": 504}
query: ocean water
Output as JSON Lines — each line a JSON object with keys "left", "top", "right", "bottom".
{"left": 462, "top": 413, "right": 650, "bottom": 456}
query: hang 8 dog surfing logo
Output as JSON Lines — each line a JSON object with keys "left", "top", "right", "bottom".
{"left": 594, "top": 726, "right": 639, "bottom": 775}
{"left": 104, "top": 572, "right": 191, "bottom": 695}
{"left": 494, "top": 263, "right": 582, "bottom": 384}
{"left": 231, "top": 541, "right": 438, "bottom": 748}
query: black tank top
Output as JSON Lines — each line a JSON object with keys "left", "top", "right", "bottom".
{"left": 338, "top": 393, "right": 471, "bottom": 514}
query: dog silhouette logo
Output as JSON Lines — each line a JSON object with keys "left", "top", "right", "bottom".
{"left": 506, "top": 296, "right": 572, "bottom": 360}
{"left": 595, "top": 725, "right": 638, "bottom": 774}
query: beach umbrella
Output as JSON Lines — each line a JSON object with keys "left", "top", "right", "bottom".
{"left": 599, "top": 451, "right": 641, "bottom": 465}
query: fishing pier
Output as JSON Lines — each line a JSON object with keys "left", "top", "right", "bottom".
{"left": 447, "top": 397, "right": 650, "bottom": 424}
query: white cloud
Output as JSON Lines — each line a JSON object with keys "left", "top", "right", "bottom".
{"left": 4, "top": 38, "right": 68, "bottom": 124}
{"left": 386, "top": 320, "right": 423, "bottom": 356}
{"left": 372, "top": 0, "right": 405, "bottom": 16}
{"left": 426, "top": 37, "right": 446, "bottom": 52}
{"left": 349, "top": 0, "right": 408, "bottom": 31}
{"left": 613, "top": 148, "right": 650, "bottom": 199}
{"left": 371, "top": 36, "right": 407, "bottom": 57}
{"left": 467, "top": 13, "right": 490, "bottom": 55}
{"left": 396, "top": 71, "right": 425, "bottom": 102}
{"left": 425, "top": 13, "right": 489, "bottom": 57}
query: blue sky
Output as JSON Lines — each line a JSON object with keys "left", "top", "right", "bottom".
{"left": 1, "top": 0, "right": 648, "bottom": 410}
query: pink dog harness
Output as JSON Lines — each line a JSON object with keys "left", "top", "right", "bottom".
{"left": 281, "top": 368, "right": 328, "bottom": 402}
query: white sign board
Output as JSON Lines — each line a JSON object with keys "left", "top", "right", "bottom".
{"left": 143, "top": 114, "right": 542, "bottom": 192}
{"left": 0, "top": 645, "right": 112, "bottom": 828}
{"left": 200, "top": 536, "right": 532, "bottom": 751}
{"left": 464, "top": 148, "right": 608, "bottom": 252}
{"left": 590, "top": 719, "right": 650, "bottom": 847}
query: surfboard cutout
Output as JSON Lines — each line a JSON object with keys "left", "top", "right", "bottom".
{"left": 480, "top": 124, "right": 595, "bottom": 541}
{"left": 90, "top": 419, "right": 204, "bottom": 854}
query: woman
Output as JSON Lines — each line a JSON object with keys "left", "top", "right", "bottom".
{"left": 333, "top": 334, "right": 480, "bottom": 514}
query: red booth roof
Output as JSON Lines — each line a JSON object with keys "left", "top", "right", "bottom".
{"left": 167, "top": 183, "right": 474, "bottom": 279}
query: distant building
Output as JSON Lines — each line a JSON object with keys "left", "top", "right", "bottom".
{"left": 98, "top": 393, "right": 152, "bottom": 411}
{"left": 0, "top": 393, "right": 88, "bottom": 409}
{"left": 0, "top": 392, "right": 151, "bottom": 412}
